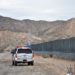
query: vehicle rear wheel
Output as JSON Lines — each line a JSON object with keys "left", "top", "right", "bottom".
{"left": 14, "top": 61, "right": 17, "bottom": 66}
{"left": 12, "top": 61, "right": 14, "bottom": 65}
{"left": 28, "top": 62, "right": 31, "bottom": 65}
{"left": 30, "top": 61, "right": 34, "bottom": 65}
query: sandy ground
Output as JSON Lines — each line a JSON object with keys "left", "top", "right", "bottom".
{"left": 0, "top": 52, "right": 75, "bottom": 75}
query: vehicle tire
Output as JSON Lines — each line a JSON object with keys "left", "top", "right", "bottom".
{"left": 28, "top": 62, "right": 31, "bottom": 65}
{"left": 30, "top": 61, "right": 34, "bottom": 66}
{"left": 12, "top": 61, "right": 14, "bottom": 65}
{"left": 14, "top": 61, "right": 17, "bottom": 66}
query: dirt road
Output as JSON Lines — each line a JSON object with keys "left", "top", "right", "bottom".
{"left": 0, "top": 52, "right": 74, "bottom": 75}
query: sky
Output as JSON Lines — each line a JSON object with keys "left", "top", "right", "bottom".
{"left": 0, "top": 0, "right": 75, "bottom": 21}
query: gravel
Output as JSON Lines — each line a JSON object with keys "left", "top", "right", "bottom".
{"left": 0, "top": 52, "right": 74, "bottom": 75}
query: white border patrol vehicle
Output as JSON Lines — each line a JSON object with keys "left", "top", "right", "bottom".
{"left": 11, "top": 45, "right": 34, "bottom": 66}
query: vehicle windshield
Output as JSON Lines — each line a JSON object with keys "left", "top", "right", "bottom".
{"left": 17, "top": 49, "right": 32, "bottom": 53}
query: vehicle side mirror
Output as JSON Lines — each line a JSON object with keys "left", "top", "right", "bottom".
{"left": 11, "top": 49, "right": 15, "bottom": 54}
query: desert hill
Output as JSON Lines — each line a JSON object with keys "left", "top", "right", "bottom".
{"left": 0, "top": 15, "right": 75, "bottom": 51}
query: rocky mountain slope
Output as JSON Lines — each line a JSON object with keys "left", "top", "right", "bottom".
{"left": 0, "top": 16, "right": 75, "bottom": 41}
{"left": 0, "top": 15, "right": 75, "bottom": 51}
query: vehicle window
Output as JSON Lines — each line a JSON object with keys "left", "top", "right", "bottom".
{"left": 17, "top": 49, "right": 32, "bottom": 53}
